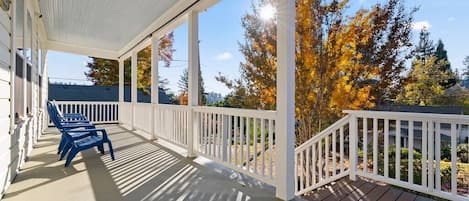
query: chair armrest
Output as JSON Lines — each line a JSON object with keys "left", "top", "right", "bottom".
{"left": 60, "top": 120, "right": 90, "bottom": 124}
{"left": 66, "top": 128, "right": 110, "bottom": 141}
{"left": 61, "top": 123, "right": 95, "bottom": 129}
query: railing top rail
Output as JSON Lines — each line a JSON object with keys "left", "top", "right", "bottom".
{"left": 344, "top": 109, "right": 469, "bottom": 122}
{"left": 295, "top": 115, "right": 350, "bottom": 151}
{"left": 193, "top": 106, "right": 277, "bottom": 119}
{"left": 55, "top": 101, "right": 119, "bottom": 104}
{"left": 156, "top": 104, "right": 191, "bottom": 110}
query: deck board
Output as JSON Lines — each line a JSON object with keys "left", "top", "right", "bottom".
{"left": 303, "top": 177, "right": 438, "bottom": 201}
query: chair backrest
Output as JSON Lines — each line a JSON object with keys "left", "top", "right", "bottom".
{"left": 51, "top": 100, "right": 66, "bottom": 121}
{"left": 47, "top": 101, "right": 64, "bottom": 129}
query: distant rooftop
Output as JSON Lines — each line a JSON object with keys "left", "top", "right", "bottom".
{"left": 371, "top": 104, "right": 464, "bottom": 115}
{"left": 48, "top": 84, "right": 171, "bottom": 104}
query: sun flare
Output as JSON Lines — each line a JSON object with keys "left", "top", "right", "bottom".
{"left": 259, "top": 4, "right": 276, "bottom": 21}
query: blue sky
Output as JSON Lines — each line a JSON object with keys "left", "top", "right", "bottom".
{"left": 48, "top": 0, "right": 469, "bottom": 96}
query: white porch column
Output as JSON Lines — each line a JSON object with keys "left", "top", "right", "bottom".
{"left": 22, "top": 0, "right": 27, "bottom": 116}
{"left": 118, "top": 59, "right": 124, "bottom": 123}
{"left": 275, "top": 0, "right": 295, "bottom": 200}
{"left": 9, "top": 0, "right": 17, "bottom": 133}
{"left": 187, "top": 10, "right": 199, "bottom": 158}
{"left": 131, "top": 51, "right": 138, "bottom": 130}
{"left": 150, "top": 36, "right": 159, "bottom": 138}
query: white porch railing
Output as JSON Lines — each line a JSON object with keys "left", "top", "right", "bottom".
{"left": 295, "top": 110, "right": 469, "bottom": 201}
{"left": 153, "top": 104, "right": 191, "bottom": 148}
{"left": 193, "top": 106, "right": 277, "bottom": 185}
{"left": 295, "top": 115, "right": 351, "bottom": 195}
{"left": 50, "top": 101, "right": 119, "bottom": 125}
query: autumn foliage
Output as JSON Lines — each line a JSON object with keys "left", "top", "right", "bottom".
{"left": 218, "top": 0, "right": 415, "bottom": 144}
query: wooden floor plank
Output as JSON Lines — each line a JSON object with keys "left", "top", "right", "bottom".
{"left": 322, "top": 179, "right": 368, "bottom": 201}
{"left": 396, "top": 191, "right": 417, "bottom": 201}
{"left": 303, "top": 179, "right": 353, "bottom": 201}
{"left": 301, "top": 177, "right": 437, "bottom": 201}
{"left": 414, "top": 196, "right": 435, "bottom": 201}
{"left": 340, "top": 182, "right": 377, "bottom": 201}
{"left": 377, "top": 187, "right": 403, "bottom": 201}
{"left": 359, "top": 184, "right": 390, "bottom": 201}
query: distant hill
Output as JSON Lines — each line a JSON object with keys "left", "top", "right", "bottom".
{"left": 48, "top": 84, "right": 171, "bottom": 104}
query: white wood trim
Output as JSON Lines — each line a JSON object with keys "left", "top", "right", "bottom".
{"left": 46, "top": 41, "right": 118, "bottom": 60}
{"left": 275, "top": 0, "right": 296, "bottom": 199}
{"left": 117, "top": 0, "right": 219, "bottom": 58}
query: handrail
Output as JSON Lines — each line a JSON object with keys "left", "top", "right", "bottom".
{"left": 344, "top": 109, "right": 469, "bottom": 122}
{"left": 295, "top": 115, "right": 350, "bottom": 151}
{"left": 193, "top": 106, "right": 276, "bottom": 120}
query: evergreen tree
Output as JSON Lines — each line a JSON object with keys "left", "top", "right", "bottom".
{"left": 434, "top": 39, "right": 456, "bottom": 88}
{"left": 177, "top": 68, "right": 206, "bottom": 105}
{"left": 463, "top": 56, "right": 469, "bottom": 79}
{"left": 397, "top": 56, "right": 448, "bottom": 105}
{"left": 414, "top": 28, "right": 434, "bottom": 65}
{"left": 85, "top": 33, "right": 175, "bottom": 88}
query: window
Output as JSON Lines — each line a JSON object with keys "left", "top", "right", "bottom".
{"left": 14, "top": 54, "right": 24, "bottom": 121}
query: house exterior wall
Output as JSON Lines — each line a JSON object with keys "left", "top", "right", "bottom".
{"left": 0, "top": 0, "right": 47, "bottom": 197}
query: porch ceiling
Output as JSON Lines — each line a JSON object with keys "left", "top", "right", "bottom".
{"left": 38, "top": 0, "right": 186, "bottom": 59}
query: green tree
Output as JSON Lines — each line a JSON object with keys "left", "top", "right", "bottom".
{"left": 463, "top": 56, "right": 469, "bottom": 79}
{"left": 414, "top": 28, "right": 434, "bottom": 65}
{"left": 397, "top": 56, "right": 449, "bottom": 105}
{"left": 177, "top": 68, "right": 207, "bottom": 105}
{"left": 434, "top": 39, "right": 457, "bottom": 88}
{"left": 85, "top": 33, "right": 175, "bottom": 87}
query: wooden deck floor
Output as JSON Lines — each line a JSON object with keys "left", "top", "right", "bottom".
{"left": 302, "top": 177, "right": 437, "bottom": 201}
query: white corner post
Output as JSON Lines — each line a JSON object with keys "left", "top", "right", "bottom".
{"left": 131, "top": 51, "right": 138, "bottom": 130}
{"left": 22, "top": 0, "right": 27, "bottom": 116}
{"left": 349, "top": 114, "right": 358, "bottom": 181}
{"left": 9, "top": 0, "right": 17, "bottom": 133}
{"left": 275, "top": 0, "right": 295, "bottom": 200}
{"left": 187, "top": 10, "right": 199, "bottom": 158}
{"left": 118, "top": 59, "right": 124, "bottom": 124}
{"left": 150, "top": 36, "right": 159, "bottom": 139}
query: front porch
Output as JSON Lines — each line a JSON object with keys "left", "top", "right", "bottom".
{"left": 2, "top": 124, "right": 279, "bottom": 201}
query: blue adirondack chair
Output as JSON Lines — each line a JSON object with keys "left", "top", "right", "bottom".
{"left": 47, "top": 101, "right": 115, "bottom": 166}
{"left": 51, "top": 100, "right": 89, "bottom": 123}
{"left": 62, "top": 128, "right": 115, "bottom": 167}
{"left": 47, "top": 102, "right": 96, "bottom": 155}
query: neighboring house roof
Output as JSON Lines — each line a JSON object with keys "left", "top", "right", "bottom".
{"left": 444, "top": 84, "right": 469, "bottom": 96}
{"left": 48, "top": 84, "right": 171, "bottom": 104}
{"left": 371, "top": 104, "right": 464, "bottom": 115}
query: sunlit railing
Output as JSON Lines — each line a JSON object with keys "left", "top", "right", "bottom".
{"left": 295, "top": 115, "right": 351, "bottom": 195}
{"left": 193, "top": 106, "right": 277, "bottom": 185}
{"left": 50, "top": 101, "right": 119, "bottom": 125}
{"left": 295, "top": 110, "right": 469, "bottom": 201}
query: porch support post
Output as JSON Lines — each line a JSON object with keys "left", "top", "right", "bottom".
{"left": 9, "top": 0, "right": 16, "bottom": 133}
{"left": 118, "top": 59, "right": 124, "bottom": 123}
{"left": 150, "top": 36, "right": 159, "bottom": 138}
{"left": 131, "top": 51, "right": 138, "bottom": 130}
{"left": 349, "top": 114, "right": 358, "bottom": 181}
{"left": 22, "top": 0, "right": 27, "bottom": 116}
{"left": 275, "top": 0, "right": 295, "bottom": 200}
{"left": 187, "top": 10, "right": 199, "bottom": 158}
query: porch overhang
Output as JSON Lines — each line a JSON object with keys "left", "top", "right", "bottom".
{"left": 37, "top": 0, "right": 218, "bottom": 60}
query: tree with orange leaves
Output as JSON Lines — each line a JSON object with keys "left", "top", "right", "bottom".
{"left": 217, "top": 0, "right": 415, "bottom": 145}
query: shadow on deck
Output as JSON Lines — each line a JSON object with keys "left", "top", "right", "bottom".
{"left": 2, "top": 125, "right": 278, "bottom": 201}
{"left": 302, "top": 177, "right": 437, "bottom": 201}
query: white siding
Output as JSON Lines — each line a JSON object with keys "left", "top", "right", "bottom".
{"left": 0, "top": 3, "right": 12, "bottom": 197}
